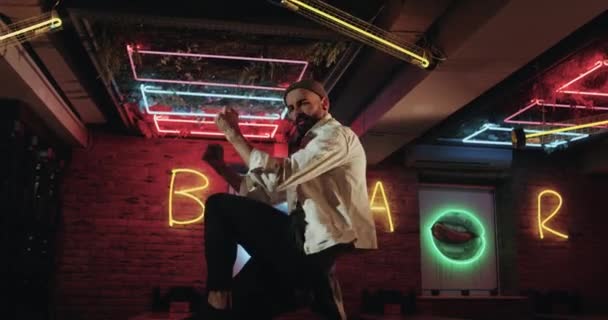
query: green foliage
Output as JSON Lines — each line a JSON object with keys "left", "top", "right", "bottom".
{"left": 306, "top": 41, "right": 348, "bottom": 68}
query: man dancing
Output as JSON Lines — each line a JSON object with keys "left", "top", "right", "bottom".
{"left": 197, "top": 79, "right": 377, "bottom": 319}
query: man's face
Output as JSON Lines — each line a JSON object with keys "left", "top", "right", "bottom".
{"left": 285, "top": 88, "right": 329, "bottom": 124}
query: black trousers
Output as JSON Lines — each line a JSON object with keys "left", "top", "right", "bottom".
{"left": 204, "top": 193, "right": 350, "bottom": 319}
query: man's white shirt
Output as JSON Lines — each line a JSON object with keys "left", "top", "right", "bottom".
{"left": 240, "top": 114, "right": 378, "bottom": 254}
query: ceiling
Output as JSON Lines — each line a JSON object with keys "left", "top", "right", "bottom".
{"left": 1, "top": 0, "right": 607, "bottom": 164}
{"left": 66, "top": 2, "right": 359, "bottom": 141}
{"left": 350, "top": 1, "right": 608, "bottom": 164}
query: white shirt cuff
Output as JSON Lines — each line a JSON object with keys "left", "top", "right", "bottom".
{"left": 248, "top": 148, "right": 271, "bottom": 171}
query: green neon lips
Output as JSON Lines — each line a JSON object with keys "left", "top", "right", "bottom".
{"left": 429, "top": 210, "right": 486, "bottom": 264}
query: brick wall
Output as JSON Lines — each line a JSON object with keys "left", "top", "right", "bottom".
{"left": 55, "top": 131, "right": 608, "bottom": 319}
{"left": 511, "top": 152, "right": 608, "bottom": 312}
{"left": 55, "top": 132, "right": 419, "bottom": 319}
{"left": 56, "top": 132, "right": 242, "bottom": 319}
{"left": 341, "top": 166, "right": 421, "bottom": 310}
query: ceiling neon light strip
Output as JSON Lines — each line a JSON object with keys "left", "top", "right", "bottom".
{"left": 143, "top": 85, "right": 283, "bottom": 102}
{"left": 127, "top": 45, "right": 309, "bottom": 91}
{"left": 0, "top": 15, "right": 62, "bottom": 44}
{"left": 504, "top": 99, "right": 608, "bottom": 127}
{"left": 153, "top": 115, "right": 279, "bottom": 139}
{"left": 526, "top": 118, "right": 608, "bottom": 139}
{"left": 556, "top": 60, "right": 608, "bottom": 97}
{"left": 280, "top": 0, "right": 430, "bottom": 68}
{"left": 140, "top": 85, "right": 282, "bottom": 120}
{"left": 462, "top": 124, "right": 588, "bottom": 147}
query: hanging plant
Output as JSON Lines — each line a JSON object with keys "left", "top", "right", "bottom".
{"left": 306, "top": 41, "right": 348, "bottom": 68}
{"left": 90, "top": 19, "right": 352, "bottom": 139}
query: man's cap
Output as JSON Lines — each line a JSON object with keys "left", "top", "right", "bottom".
{"left": 283, "top": 79, "right": 328, "bottom": 105}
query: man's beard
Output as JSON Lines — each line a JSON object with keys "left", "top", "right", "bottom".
{"left": 286, "top": 113, "right": 319, "bottom": 154}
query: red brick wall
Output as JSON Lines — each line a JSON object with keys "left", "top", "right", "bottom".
{"left": 56, "top": 132, "right": 241, "bottom": 319}
{"left": 341, "top": 166, "right": 421, "bottom": 310}
{"left": 55, "top": 132, "right": 419, "bottom": 319}
{"left": 55, "top": 131, "right": 608, "bottom": 319}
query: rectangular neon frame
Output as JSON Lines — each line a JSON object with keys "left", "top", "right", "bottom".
{"left": 556, "top": 60, "right": 608, "bottom": 97}
{"left": 153, "top": 115, "right": 279, "bottom": 139}
{"left": 462, "top": 123, "right": 588, "bottom": 148}
{"left": 127, "top": 45, "right": 309, "bottom": 91}
{"left": 140, "top": 85, "right": 282, "bottom": 120}
{"left": 504, "top": 99, "right": 608, "bottom": 127}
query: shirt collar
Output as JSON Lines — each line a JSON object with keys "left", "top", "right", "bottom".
{"left": 304, "top": 113, "right": 333, "bottom": 137}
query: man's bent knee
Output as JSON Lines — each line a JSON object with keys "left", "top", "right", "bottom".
{"left": 206, "top": 193, "right": 232, "bottom": 209}
{"left": 205, "top": 193, "right": 241, "bottom": 220}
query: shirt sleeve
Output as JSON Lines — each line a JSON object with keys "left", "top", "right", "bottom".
{"left": 238, "top": 174, "right": 286, "bottom": 205}
{"left": 247, "top": 126, "right": 349, "bottom": 193}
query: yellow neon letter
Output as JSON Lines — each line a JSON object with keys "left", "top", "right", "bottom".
{"left": 369, "top": 181, "right": 394, "bottom": 232}
{"left": 537, "top": 190, "right": 568, "bottom": 239}
{"left": 169, "top": 168, "right": 209, "bottom": 227}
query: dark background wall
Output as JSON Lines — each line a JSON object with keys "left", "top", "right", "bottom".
{"left": 510, "top": 152, "right": 608, "bottom": 313}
